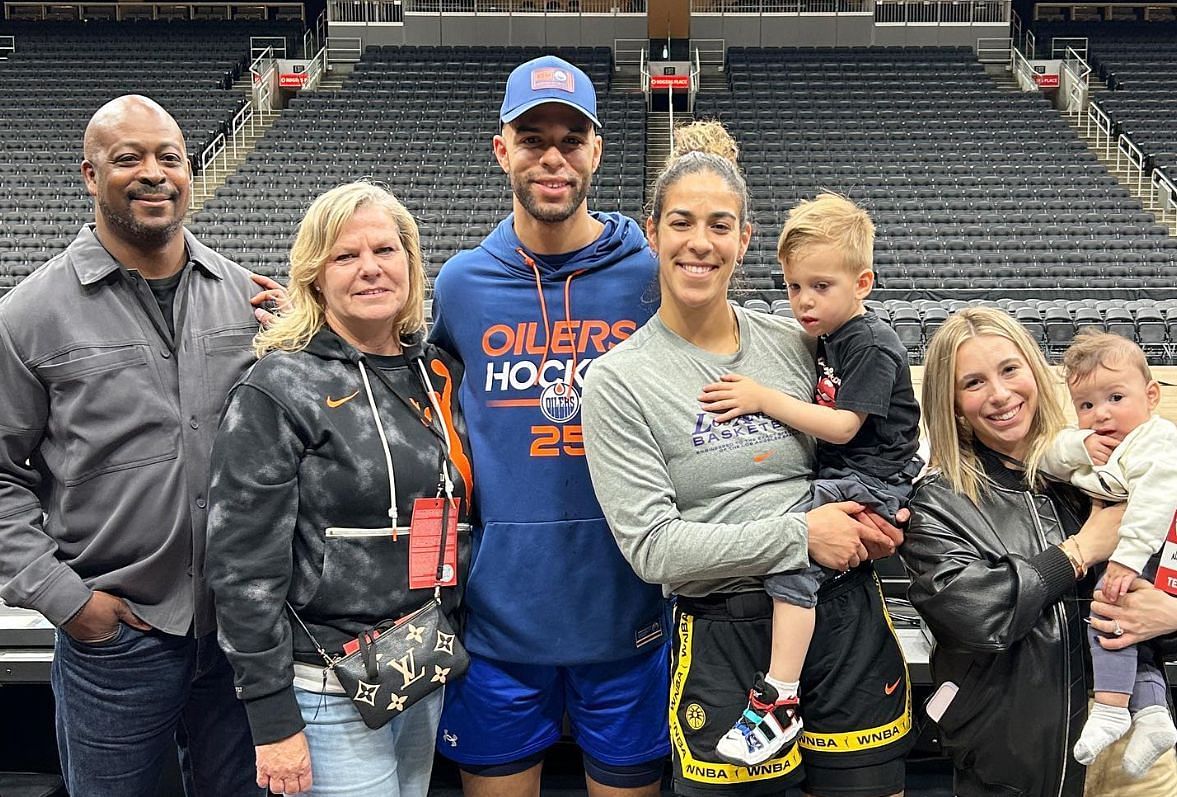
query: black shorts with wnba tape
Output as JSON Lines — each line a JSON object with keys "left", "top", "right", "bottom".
{"left": 669, "top": 564, "right": 914, "bottom": 797}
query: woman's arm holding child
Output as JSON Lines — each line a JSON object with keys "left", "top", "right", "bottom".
{"left": 699, "top": 373, "right": 866, "bottom": 445}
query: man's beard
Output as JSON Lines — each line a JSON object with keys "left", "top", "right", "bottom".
{"left": 99, "top": 194, "right": 185, "bottom": 247}
{"left": 512, "top": 173, "right": 591, "bottom": 224}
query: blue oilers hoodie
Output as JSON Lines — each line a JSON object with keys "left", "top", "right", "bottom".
{"left": 430, "top": 211, "right": 668, "bottom": 664}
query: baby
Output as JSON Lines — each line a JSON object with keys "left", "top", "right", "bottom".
{"left": 1042, "top": 330, "right": 1177, "bottom": 778}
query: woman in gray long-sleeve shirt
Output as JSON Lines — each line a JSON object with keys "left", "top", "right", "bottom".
{"left": 581, "top": 121, "right": 911, "bottom": 797}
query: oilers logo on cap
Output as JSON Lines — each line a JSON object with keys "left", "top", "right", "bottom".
{"left": 531, "top": 67, "right": 575, "bottom": 93}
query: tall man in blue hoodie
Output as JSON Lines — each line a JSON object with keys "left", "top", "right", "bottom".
{"left": 430, "top": 56, "right": 669, "bottom": 796}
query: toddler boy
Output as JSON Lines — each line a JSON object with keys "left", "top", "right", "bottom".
{"left": 700, "top": 194, "right": 921, "bottom": 765}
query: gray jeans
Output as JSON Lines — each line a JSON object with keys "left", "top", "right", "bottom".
{"left": 764, "top": 464, "right": 917, "bottom": 609}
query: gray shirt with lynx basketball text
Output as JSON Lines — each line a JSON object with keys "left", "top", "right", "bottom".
{"left": 582, "top": 307, "right": 817, "bottom": 598}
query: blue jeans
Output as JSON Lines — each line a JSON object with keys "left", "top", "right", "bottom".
{"left": 295, "top": 686, "right": 442, "bottom": 797}
{"left": 51, "top": 624, "right": 259, "bottom": 797}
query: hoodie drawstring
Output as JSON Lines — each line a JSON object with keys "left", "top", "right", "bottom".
{"left": 517, "top": 247, "right": 585, "bottom": 390}
{"left": 357, "top": 360, "right": 398, "bottom": 528}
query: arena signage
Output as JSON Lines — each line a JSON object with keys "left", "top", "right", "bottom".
{"left": 278, "top": 59, "right": 310, "bottom": 88}
{"left": 1030, "top": 60, "right": 1061, "bottom": 89}
{"left": 650, "top": 74, "right": 690, "bottom": 91}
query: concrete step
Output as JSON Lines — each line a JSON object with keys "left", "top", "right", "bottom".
{"left": 645, "top": 110, "right": 691, "bottom": 203}
{"left": 1069, "top": 112, "right": 1177, "bottom": 237}
{"left": 698, "top": 72, "right": 728, "bottom": 93}
{"left": 612, "top": 70, "right": 643, "bottom": 92}
{"left": 188, "top": 108, "right": 281, "bottom": 215}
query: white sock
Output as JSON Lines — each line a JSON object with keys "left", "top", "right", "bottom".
{"left": 764, "top": 675, "right": 799, "bottom": 701}
{"left": 1123, "top": 705, "right": 1177, "bottom": 779}
{"left": 1074, "top": 703, "right": 1132, "bottom": 765}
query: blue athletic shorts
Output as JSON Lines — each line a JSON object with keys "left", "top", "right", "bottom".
{"left": 436, "top": 644, "right": 671, "bottom": 768}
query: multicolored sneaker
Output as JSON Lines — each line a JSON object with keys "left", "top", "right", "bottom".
{"left": 715, "top": 675, "right": 803, "bottom": 766}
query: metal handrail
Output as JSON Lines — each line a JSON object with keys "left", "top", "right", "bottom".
{"left": 688, "top": 0, "right": 869, "bottom": 13}
{"left": 614, "top": 37, "right": 645, "bottom": 70}
{"left": 249, "top": 44, "right": 275, "bottom": 77}
{"left": 197, "top": 132, "right": 226, "bottom": 195}
{"left": 1117, "top": 133, "right": 1148, "bottom": 195}
{"left": 1086, "top": 99, "right": 1113, "bottom": 159}
{"left": 639, "top": 47, "right": 648, "bottom": 92}
{"left": 1036, "top": 0, "right": 1177, "bottom": 18}
{"left": 332, "top": 0, "right": 642, "bottom": 14}
{"left": 326, "top": 36, "right": 362, "bottom": 64}
{"left": 1152, "top": 166, "right": 1177, "bottom": 228}
{"left": 1064, "top": 45, "right": 1090, "bottom": 81}
{"left": 3, "top": 1, "right": 304, "bottom": 20}
{"left": 1050, "top": 36, "right": 1086, "bottom": 59}
{"left": 874, "top": 0, "right": 1007, "bottom": 24}
{"left": 692, "top": 37, "right": 725, "bottom": 70}
{"left": 251, "top": 36, "right": 287, "bottom": 60}
{"left": 228, "top": 101, "right": 254, "bottom": 158}
{"left": 0, "top": 34, "right": 13, "bottom": 56}
{"left": 1059, "top": 44, "right": 1089, "bottom": 117}
{"left": 250, "top": 46, "right": 278, "bottom": 113}
{"left": 304, "top": 44, "right": 328, "bottom": 90}
{"left": 1024, "top": 28, "right": 1036, "bottom": 58}
{"left": 667, "top": 84, "right": 675, "bottom": 151}
{"left": 1009, "top": 43, "right": 1037, "bottom": 91}
{"left": 976, "top": 37, "right": 1012, "bottom": 64}
{"left": 692, "top": 48, "right": 701, "bottom": 94}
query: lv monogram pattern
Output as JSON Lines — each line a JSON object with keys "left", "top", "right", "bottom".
{"left": 333, "top": 598, "right": 470, "bottom": 730}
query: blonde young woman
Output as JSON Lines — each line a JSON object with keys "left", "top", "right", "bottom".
{"left": 206, "top": 181, "right": 473, "bottom": 796}
{"left": 901, "top": 307, "right": 1177, "bottom": 796}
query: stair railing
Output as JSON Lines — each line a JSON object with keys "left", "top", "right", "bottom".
{"left": 1058, "top": 45, "right": 1089, "bottom": 118}
{"left": 1085, "top": 99, "right": 1113, "bottom": 160}
{"left": 1151, "top": 167, "right": 1177, "bottom": 230}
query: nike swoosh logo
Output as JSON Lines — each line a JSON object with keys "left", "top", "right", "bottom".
{"left": 753, "top": 451, "right": 774, "bottom": 463}
{"left": 326, "top": 390, "right": 361, "bottom": 408}
{"left": 884, "top": 678, "right": 902, "bottom": 695}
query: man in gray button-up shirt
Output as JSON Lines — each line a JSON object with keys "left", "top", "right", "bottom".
{"left": 0, "top": 95, "right": 271, "bottom": 796}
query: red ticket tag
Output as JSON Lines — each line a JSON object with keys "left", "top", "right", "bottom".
{"left": 342, "top": 629, "right": 380, "bottom": 656}
{"left": 408, "top": 497, "right": 460, "bottom": 590}
{"left": 1152, "top": 509, "right": 1177, "bottom": 596}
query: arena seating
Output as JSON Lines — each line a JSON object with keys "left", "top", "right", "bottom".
{"left": 696, "top": 46, "right": 1177, "bottom": 299}
{"left": 1034, "top": 21, "right": 1177, "bottom": 175}
{"left": 743, "top": 296, "right": 1177, "bottom": 365}
{"left": 190, "top": 45, "right": 645, "bottom": 278}
{"left": 0, "top": 20, "right": 302, "bottom": 288}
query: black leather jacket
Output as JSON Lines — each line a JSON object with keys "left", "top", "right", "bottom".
{"left": 901, "top": 449, "right": 1092, "bottom": 797}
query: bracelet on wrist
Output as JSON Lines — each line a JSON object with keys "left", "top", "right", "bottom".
{"left": 1059, "top": 540, "right": 1086, "bottom": 580}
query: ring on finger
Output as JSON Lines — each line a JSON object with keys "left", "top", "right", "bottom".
{"left": 1112, "top": 620, "right": 1125, "bottom": 637}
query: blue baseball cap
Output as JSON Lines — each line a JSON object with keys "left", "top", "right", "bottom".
{"left": 499, "top": 56, "right": 601, "bottom": 128}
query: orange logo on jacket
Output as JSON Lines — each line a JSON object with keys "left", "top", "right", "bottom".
{"left": 326, "top": 390, "right": 361, "bottom": 408}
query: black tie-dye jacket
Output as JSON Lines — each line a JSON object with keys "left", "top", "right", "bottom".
{"left": 206, "top": 327, "right": 473, "bottom": 745}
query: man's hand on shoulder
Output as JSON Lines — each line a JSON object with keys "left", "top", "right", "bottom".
{"left": 62, "top": 590, "right": 151, "bottom": 643}
{"left": 249, "top": 274, "right": 289, "bottom": 329}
